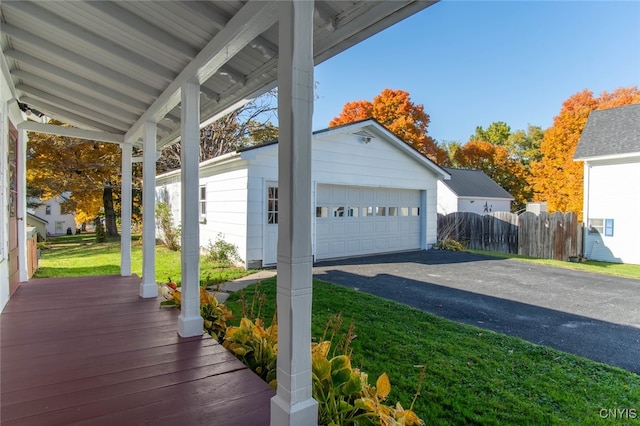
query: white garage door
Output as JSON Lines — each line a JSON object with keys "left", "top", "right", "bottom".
{"left": 315, "top": 184, "right": 422, "bottom": 260}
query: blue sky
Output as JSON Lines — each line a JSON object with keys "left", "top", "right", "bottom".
{"left": 312, "top": 1, "right": 640, "bottom": 143}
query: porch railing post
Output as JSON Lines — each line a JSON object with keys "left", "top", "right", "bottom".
{"left": 271, "top": 1, "right": 318, "bottom": 424}
{"left": 178, "top": 78, "right": 203, "bottom": 338}
{"left": 140, "top": 121, "right": 158, "bottom": 298}
{"left": 120, "top": 142, "right": 132, "bottom": 277}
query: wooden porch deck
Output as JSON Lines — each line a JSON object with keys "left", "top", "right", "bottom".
{"left": 0, "top": 275, "right": 274, "bottom": 425}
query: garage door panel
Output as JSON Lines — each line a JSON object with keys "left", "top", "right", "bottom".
{"left": 316, "top": 184, "right": 422, "bottom": 260}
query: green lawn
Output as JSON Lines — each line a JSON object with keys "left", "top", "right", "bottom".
{"left": 35, "top": 233, "right": 252, "bottom": 285}
{"left": 225, "top": 278, "right": 640, "bottom": 425}
{"left": 466, "top": 249, "right": 640, "bottom": 280}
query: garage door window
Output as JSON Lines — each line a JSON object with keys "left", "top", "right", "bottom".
{"left": 364, "top": 207, "right": 374, "bottom": 217}
{"left": 347, "top": 207, "right": 359, "bottom": 217}
{"left": 267, "top": 186, "right": 278, "bottom": 224}
{"left": 399, "top": 207, "right": 409, "bottom": 216}
{"left": 411, "top": 207, "right": 420, "bottom": 216}
{"left": 375, "top": 207, "right": 386, "bottom": 216}
{"left": 332, "top": 206, "right": 345, "bottom": 217}
{"left": 388, "top": 207, "right": 398, "bottom": 216}
{"left": 316, "top": 206, "right": 328, "bottom": 218}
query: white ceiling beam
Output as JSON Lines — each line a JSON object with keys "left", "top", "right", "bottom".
{"left": 83, "top": 1, "right": 197, "bottom": 60}
{"left": 3, "top": 1, "right": 176, "bottom": 82}
{"left": 125, "top": 0, "right": 279, "bottom": 142}
{"left": 13, "top": 76, "right": 139, "bottom": 123}
{"left": 18, "top": 121, "right": 126, "bottom": 145}
{"left": 21, "top": 93, "right": 132, "bottom": 131}
{"left": 20, "top": 97, "right": 124, "bottom": 134}
{"left": 4, "top": 50, "right": 150, "bottom": 113}
{"left": 2, "top": 23, "right": 161, "bottom": 99}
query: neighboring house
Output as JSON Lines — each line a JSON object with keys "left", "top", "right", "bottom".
{"left": 26, "top": 213, "right": 47, "bottom": 240}
{"left": 574, "top": 103, "right": 640, "bottom": 264}
{"left": 437, "top": 167, "right": 514, "bottom": 215}
{"left": 156, "top": 119, "right": 449, "bottom": 269}
{"left": 30, "top": 193, "right": 76, "bottom": 236}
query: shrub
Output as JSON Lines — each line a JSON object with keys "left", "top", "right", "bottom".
{"left": 155, "top": 201, "right": 180, "bottom": 251}
{"left": 435, "top": 238, "right": 465, "bottom": 251}
{"left": 205, "top": 233, "right": 241, "bottom": 267}
{"left": 95, "top": 222, "right": 106, "bottom": 243}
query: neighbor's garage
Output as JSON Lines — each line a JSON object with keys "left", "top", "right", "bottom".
{"left": 315, "top": 184, "right": 423, "bottom": 260}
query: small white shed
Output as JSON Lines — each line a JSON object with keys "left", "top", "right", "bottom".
{"left": 437, "top": 167, "right": 513, "bottom": 215}
{"left": 156, "top": 119, "right": 449, "bottom": 268}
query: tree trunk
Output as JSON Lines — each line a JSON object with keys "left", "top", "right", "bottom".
{"left": 103, "top": 184, "right": 119, "bottom": 237}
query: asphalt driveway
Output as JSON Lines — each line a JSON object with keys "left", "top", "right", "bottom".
{"left": 313, "top": 250, "right": 640, "bottom": 374}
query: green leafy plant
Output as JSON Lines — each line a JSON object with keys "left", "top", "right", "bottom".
{"left": 205, "top": 233, "right": 242, "bottom": 267}
{"left": 435, "top": 238, "right": 465, "bottom": 251}
{"left": 155, "top": 201, "right": 180, "bottom": 251}
{"left": 311, "top": 315, "right": 425, "bottom": 426}
{"left": 223, "top": 316, "right": 278, "bottom": 388}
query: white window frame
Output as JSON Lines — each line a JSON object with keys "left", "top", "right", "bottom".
{"left": 199, "top": 185, "right": 207, "bottom": 223}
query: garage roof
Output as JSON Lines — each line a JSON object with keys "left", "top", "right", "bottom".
{"left": 441, "top": 167, "right": 513, "bottom": 200}
{"left": 1, "top": 1, "right": 436, "bottom": 148}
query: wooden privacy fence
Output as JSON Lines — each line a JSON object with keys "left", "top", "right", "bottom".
{"left": 437, "top": 211, "right": 583, "bottom": 261}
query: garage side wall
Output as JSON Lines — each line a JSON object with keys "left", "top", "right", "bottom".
{"left": 156, "top": 161, "right": 251, "bottom": 268}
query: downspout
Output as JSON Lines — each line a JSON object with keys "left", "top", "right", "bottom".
{"left": 582, "top": 162, "right": 590, "bottom": 258}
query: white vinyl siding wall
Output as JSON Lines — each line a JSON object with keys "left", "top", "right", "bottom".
{"left": 584, "top": 159, "right": 640, "bottom": 264}
{"left": 156, "top": 161, "right": 251, "bottom": 268}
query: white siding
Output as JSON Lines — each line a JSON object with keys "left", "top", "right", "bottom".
{"left": 436, "top": 183, "right": 459, "bottom": 215}
{"left": 584, "top": 158, "right": 640, "bottom": 264}
{"left": 32, "top": 198, "right": 76, "bottom": 236}
{"left": 156, "top": 163, "right": 251, "bottom": 267}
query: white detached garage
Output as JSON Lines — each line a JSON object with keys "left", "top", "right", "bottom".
{"left": 156, "top": 119, "right": 449, "bottom": 268}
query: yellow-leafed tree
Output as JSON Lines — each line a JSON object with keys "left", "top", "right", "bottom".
{"left": 27, "top": 121, "right": 124, "bottom": 236}
{"left": 529, "top": 87, "right": 640, "bottom": 219}
{"left": 329, "top": 88, "right": 449, "bottom": 165}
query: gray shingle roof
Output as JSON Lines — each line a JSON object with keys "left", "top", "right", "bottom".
{"left": 574, "top": 103, "right": 640, "bottom": 160}
{"left": 441, "top": 167, "right": 514, "bottom": 199}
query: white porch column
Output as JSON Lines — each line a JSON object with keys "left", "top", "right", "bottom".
{"left": 178, "top": 78, "right": 203, "bottom": 338}
{"left": 140, "top": 121, "right": 158, "bottom": 298}
{"left": 271, "top": 1, "right": 318, "bottom": 425}
{"left": 17, "top": 127, "right": 28, "bottom": 282}
{"left": 120, "top": 142, "right": 132, "bottom": 276}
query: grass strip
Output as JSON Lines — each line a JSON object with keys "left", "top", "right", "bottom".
{"left": 225, "top": 278, "right": 640, "bottom": 425}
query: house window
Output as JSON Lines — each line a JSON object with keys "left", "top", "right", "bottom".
{"left": 588, "top": 218, "right": 603, "bottom": 234}
{"left": 45, "top": 205, "right": 51, "bottom": 215}
{"left": 55, "top": 221, "right": 64, "bottom": 234}
{"left": 199, "top": 185, "right": 207, "bottom": 223}
{"left": 267, "top": 186, "right": 278, "bottom": 224}
{"left": 604, "top": 219, "right": 614, "bottom": 237}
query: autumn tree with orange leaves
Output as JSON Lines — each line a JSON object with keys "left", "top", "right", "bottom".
{"left": 530, "top": 87, "right": 640, "bottom": 218}
{"left": 329, "top": 89, "right": 448, "bottom": 164}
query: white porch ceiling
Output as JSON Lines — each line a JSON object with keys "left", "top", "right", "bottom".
{"left": 1, "top": 0, "right": 436, "bottom": 148}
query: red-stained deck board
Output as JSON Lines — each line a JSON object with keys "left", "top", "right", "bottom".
{"left": 0, "top": 275, "right": 273, "bottom": 425}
